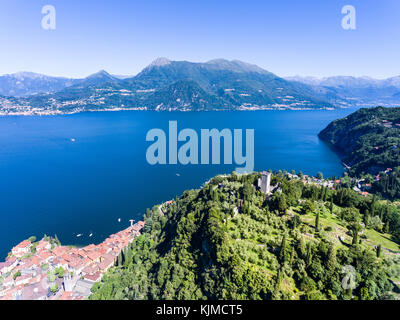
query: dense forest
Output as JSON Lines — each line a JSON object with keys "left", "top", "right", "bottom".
{"left": 90, "top": 172, "right": 400, "bottom": 300}
{"left": 319, "top": 106, "right": 400, "bottom": 200}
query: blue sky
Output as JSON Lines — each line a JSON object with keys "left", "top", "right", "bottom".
{"left": 0, "top": 0, "right": 399, "bottom": 78}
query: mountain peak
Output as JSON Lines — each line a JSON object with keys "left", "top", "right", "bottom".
{"left": 148, "top": 57, "right": 171, "bottom": 68}
{"left": 87, "top": 70, "right": 112, "bottom": 78}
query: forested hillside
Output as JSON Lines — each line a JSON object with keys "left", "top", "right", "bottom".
{"left": 90, "top": 172, "right": 400, "bottom": 300}
{"left": 319, "top": 107, "right": 400, "bottom": 200}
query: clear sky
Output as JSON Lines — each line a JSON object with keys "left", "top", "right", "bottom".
{"left": 0, "top": 0, "right": 399, "bottom": 78}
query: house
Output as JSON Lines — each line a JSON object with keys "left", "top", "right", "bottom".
{"left": 52, "top": 246, "right": 68, "bottom": 258}
{"left": 82, "top": 265, "right": 100, "bottom": 276}
{"left": 98, "top": 257, "right": 114, "bottom": 273}
{"left": 2, "top": 275, "right": 14, "bottom": 288}
{"left": 15, "top": 275, "right": 31, "bottom": 286}
{"left": 68, "top": 259, "right": 85, "bottom": 275}
{"left": 36, "top": 240, "right": 51, "bottom": 252}
{"left": 86, "top": 251, "right": 102, "bottom": 263}
{"left": 37, "top": 250, "right": 52, "bottom": 263}
{"left": 0, "top": 259, "right": 18, "bottom": 275}
{"left": 84, "top": 271, "right": 102, "bottom": 283}
{"left": 11, "top": 240, "right": 32, "bottom": 258}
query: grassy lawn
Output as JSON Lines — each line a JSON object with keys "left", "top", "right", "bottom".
{"left": 364, "top": 229, "right": 400, "bottom": 252}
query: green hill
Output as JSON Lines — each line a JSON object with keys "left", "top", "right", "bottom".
{"left": 319, "top": 106, "right": 400, "bottom": 199}
{"left": 89, "top": 172, "right": 400, "bottom": 300}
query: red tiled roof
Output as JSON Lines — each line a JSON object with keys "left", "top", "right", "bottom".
{"left": 87, "top": 251, "right": 102, "bottom": 261}
{"left": 15, "top": 240, "right": 31, "bottom": 249}
{"left": 84, "top": 271, "right": 102, "bottom": 282}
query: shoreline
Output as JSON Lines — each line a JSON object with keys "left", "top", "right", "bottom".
{"left": 0, "top": 106, "right": 351, "bottom": 117}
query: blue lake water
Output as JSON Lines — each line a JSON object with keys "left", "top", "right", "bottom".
{"left": 0, "top": 109, "right": 357, "bottom": 258}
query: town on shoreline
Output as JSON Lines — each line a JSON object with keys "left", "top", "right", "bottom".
{"left": 0, "top": 220, "right": 144, "bottom": 300}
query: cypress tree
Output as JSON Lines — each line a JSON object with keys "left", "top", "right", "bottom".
{"left": 315, "top": 212, "right": 320, "bottom": 232}
{"left": 384, "top": 222, "right": 390, "bottom": 234}
{"left": 280, "top": 233, "right": 287, "bottom": 263}
{"left": 352, "top": 228, "right": 359, "bottom": 246}
{"left": 377, "top": 244, "right": 382, "bottom": 258}
{"left": 306, "top": 242, "right": 313, "bottom": 267}
{"left": 326, "top": 244, "right": 336, "bottom": 273}
{"left": 297, "top": 236, "right": 306, "bottom": 258}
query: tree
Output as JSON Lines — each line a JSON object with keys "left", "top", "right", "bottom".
{"left": 302, "top": 200, "right": 315, "bottom": 215}
{"left": 292, "top": 215, "right": 301, "bottom": 229}
{"left": 280, "top": 233, "right": 287, "bottom": 263}
{"left": 271, "top": 193, "right": 288, "bottom": 215}
{"left": 54, "top": 234, "right": 61, "bottom": 246}
{"left": 315, "top": 212, "right": 320, "bottom": 232}
{"left": 384, "top": 222, "right": 390, "bottom": 234}
{"left": 296, "top": 237, "right": 306, "bottom": 259}
{"left": 317, "top": 172, "right": 324, "bottom": 180}
{"left": 352, "top": 228, "right": 359, "bottom": 246}
{"left": 13, "top": 271, "right": 21, "bottom": 280}
{"left": 306, "top": 242, "right": 313, "bottom": 267}
{"left": 289, "top": 246, "right": 295, "bottom": 266}
{"left": 360, "top": 287, "right": 371, "bottom": 300}
{"left": 376, "top": 244, "right": 382, "bottom": 258}
{"left": 326, "top": 244, "right": 336, "bottom": 273}
{"left": 50, "top": 283, "right": 58, "bottom": 293}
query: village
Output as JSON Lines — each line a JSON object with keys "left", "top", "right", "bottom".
{"left": 0, "top": 220, "right": 144, "bottom": 300}
{"left": 286, "top": 170, "right": 391, "bottom": 197}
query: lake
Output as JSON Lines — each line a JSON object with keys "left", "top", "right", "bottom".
{"left": 0, "top": 108, "right": 357, "bottom": 258}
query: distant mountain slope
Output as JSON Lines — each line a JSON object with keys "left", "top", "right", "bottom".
{"left": 0, "top": 58, "right": 335, "bottom": 114}
{"left": 3, "top": 59, "right": 400, "bottom": 115}
{"left": 287, "top": 76, "right": 400, "bottom": 107}
{"left": 0, "top": 72, "right": 79, "bottom": 97}
{"left": 0, "top": 70, "right": 126, "bottom": 98}
{"left": 139, "top": 80, "right": 227, "bottom": 111}
{"left": 129, "top": 58, "right": 332, "bottom": 109}
{"left": 69, "top": 70, "right": 122, "bottom": 89}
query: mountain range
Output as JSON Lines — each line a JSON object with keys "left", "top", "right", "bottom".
{"left": 1, "top": 58, "right": 400, "bottom": 115}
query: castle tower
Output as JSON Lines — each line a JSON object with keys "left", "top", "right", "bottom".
{"left": 260, "top": 172, "right": 271, "bottom": 194}
{"left": 63, "top": 273, "right": 74, "bottom": 292}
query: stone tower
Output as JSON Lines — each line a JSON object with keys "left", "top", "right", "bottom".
{"left": 260, "top": 172, "right": 271, "bottom": 194}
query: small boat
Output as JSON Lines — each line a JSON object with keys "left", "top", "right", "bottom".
{"left": 176, "top": 173, "right": 180, "bottom": 177}
{"left": 89, "top": 233, "right": 93, "bottom": 237}
{"left": 118, "top": 218, "right": 121, "bottom": 222}
{"left": 71, "top": 138, "right": 76, "bottom": 142}
{"left": 76, "top": 234, "right": 82, "bottom": 237}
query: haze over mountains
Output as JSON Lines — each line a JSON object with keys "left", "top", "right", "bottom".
{"left": 1, "top": 58, "right": 400, "bottom": 115}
